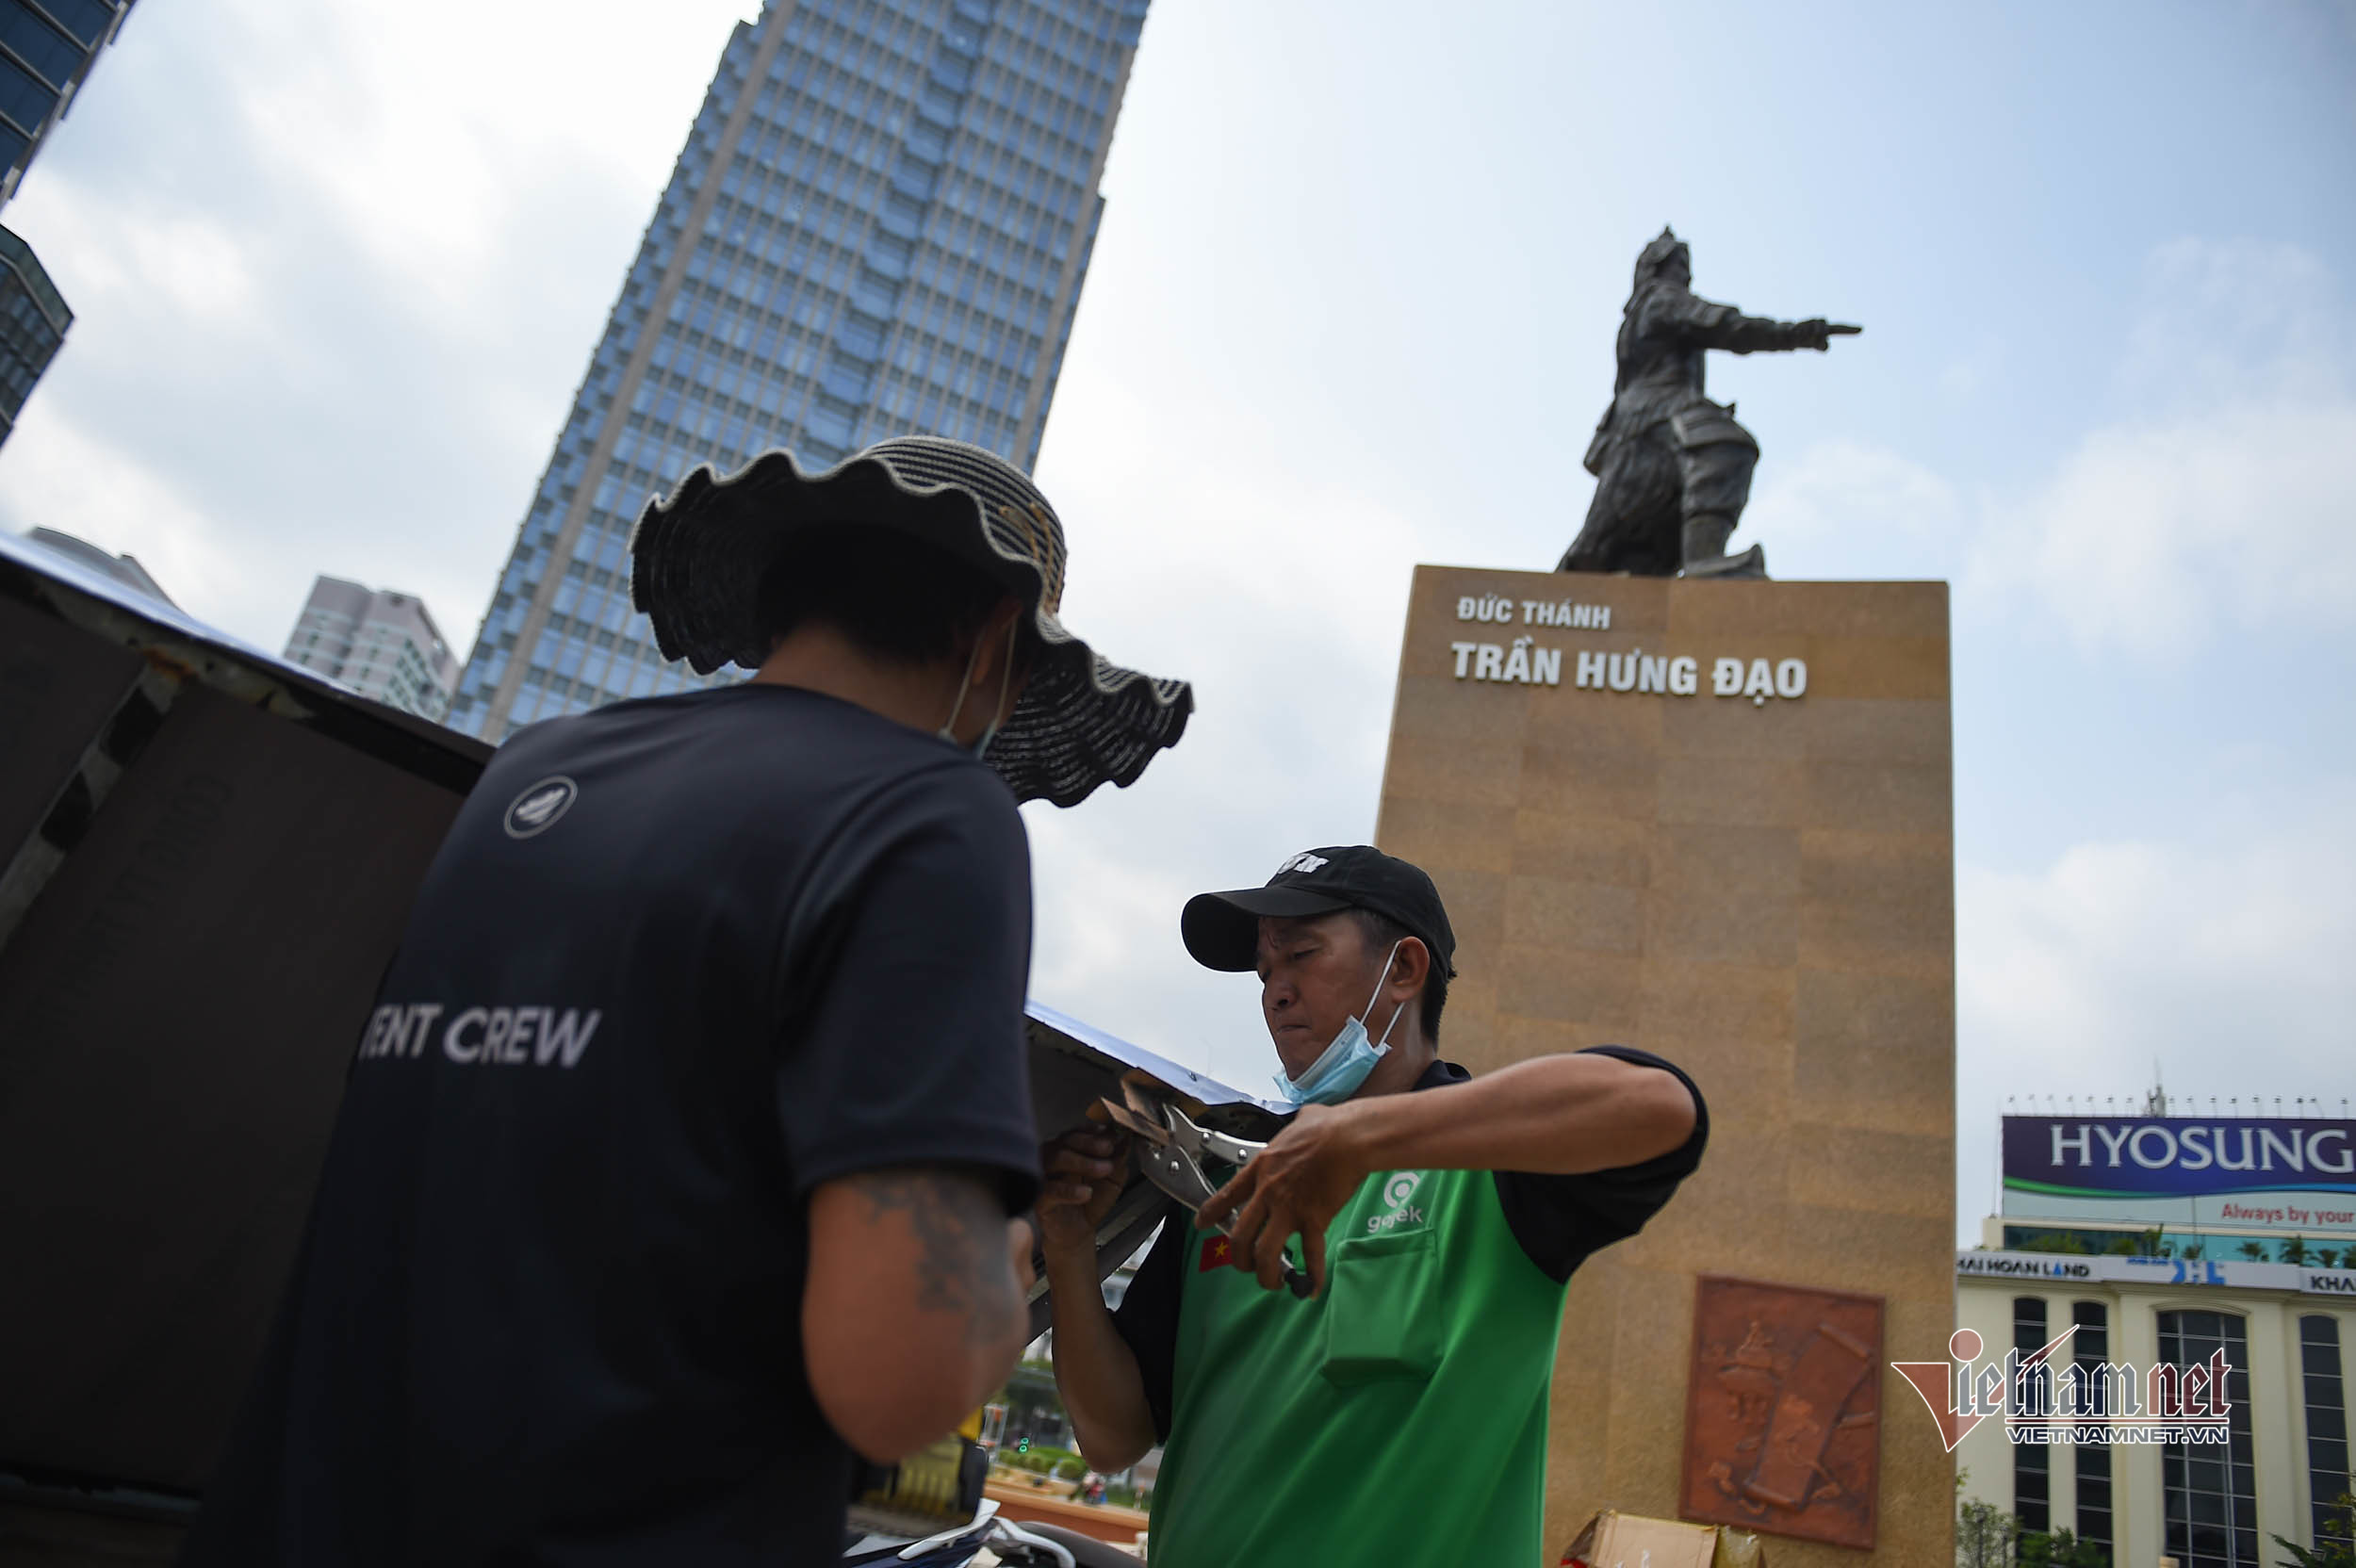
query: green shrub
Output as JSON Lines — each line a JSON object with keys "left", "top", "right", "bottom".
{"left": 2271, "top": 1480, "right": 2354, "bottom": 1568}
{"left": 2017, "top": 1526, "right": 2108, "bottom": 1566}
{"left": 998, "top": 1443, "right": 1087, "bottom": 1480}
{"left": 2021, "top": 1233, "right": 2090, "bottom": 1255}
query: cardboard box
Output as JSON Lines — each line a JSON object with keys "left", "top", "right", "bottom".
{"left": 1562, "top": 1511, "right": 1766, "bottom": 1568}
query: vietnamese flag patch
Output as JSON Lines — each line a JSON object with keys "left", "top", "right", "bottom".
{"left": 1199, "top": 1234, "right": 1233, "bottom": 1271}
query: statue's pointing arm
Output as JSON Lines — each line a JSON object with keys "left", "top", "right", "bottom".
{"left": 1654, "top": 287, "right": 1861, "bottom": 355}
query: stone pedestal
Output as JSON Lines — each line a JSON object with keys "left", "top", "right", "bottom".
{"left": 1374, "top": 565, "right": 1955, "bottom": 1567}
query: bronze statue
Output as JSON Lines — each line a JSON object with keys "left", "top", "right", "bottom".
{"left": 1561, "top": 228, "right": 1859, "bottom": 580}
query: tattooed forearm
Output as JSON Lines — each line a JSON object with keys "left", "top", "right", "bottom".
{"left": 848, "top": 1167, "right": 1021, "bottom": 1348}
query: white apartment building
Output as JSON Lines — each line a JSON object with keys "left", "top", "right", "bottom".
{"left": 284, "top": 576, "right": 458, "bottom": 723}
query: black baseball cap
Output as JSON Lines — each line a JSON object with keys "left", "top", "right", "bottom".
{"left": 1181, "top": 845, "right": 1459, "bottom": 977}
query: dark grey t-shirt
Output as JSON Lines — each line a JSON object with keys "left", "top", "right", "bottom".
{"left": 183, "top": 684, "right": 1042, "bottom": 1566}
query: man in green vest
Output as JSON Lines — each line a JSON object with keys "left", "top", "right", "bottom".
{"left": 1039, "top": 845, "right": 1708, "bottom": 1565}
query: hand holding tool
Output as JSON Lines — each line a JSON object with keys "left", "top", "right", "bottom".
{"left": 1097, "top": 1076, "right": 1314, "bottom": 1299}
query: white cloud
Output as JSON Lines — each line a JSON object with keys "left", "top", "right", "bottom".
{"left": 1955, "top": 805, "right": 2356, "bottom": 1232}
{"left": 0, "top": 409, "right": 261, "bottom": 626}
{"left": 1961, "top": 835, "right": 2355, "bottom": 1074}
{"left": 217, "top": 0, "right": 751, "bottom": 310}
{"left": 22, "top": 181, "right": 262, "bottom": 334}
{"left": 0, "top": 0, "right": 756, "bottom": 652}
{"left": 1738, "top": 437, "right": 1964, "bottom": 580}
{"left": 1938, "top": 335, "right": 2005, "bottom": 404}
{"left": 1018, "top": 372, "right": 1428, "bottom": 1093}
{"left": 1968, "top": 239, "right": 2356, "bottom": 659}
{"left": 2117, "top": 238, "right": 2349, "bottom": 411}
{"left": 1738, "top": 240, "right": 2356, "bottom": 657}
{"left": 1972, "top": 400, "right": 2356, "bottom": 659}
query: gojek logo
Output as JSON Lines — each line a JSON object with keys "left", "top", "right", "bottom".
{"left": 1366, "top": 1171, "right": 1426, "bottom": 1233}
{"left": 1895, "top": 1328, "right": 2233, "bottom": 1452}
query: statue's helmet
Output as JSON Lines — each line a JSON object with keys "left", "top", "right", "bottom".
{"left": 1635, "top": 226, "right": 1691, "bottom": 287}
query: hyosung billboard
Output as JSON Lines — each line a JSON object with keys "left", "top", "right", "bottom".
{"left": 2003, "top": 1117, "right": 2356, "bottom": 1233}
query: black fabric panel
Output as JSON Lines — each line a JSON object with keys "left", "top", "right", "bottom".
{"left": 1111, "top": 1204, "right": 1190, "bottom": 1443}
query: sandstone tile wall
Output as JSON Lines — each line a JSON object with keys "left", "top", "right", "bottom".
{"left": 1374, "top": 564, "right": 1956, "bottom": 1567}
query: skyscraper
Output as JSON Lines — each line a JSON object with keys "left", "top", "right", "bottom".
{"left": 0, "top": 0, "right": 133, "bottom": 206}
{"left": 448, "top": 0, "right": 1151, "bottom": 742}
{"left": 0, "top": 222, "right": 67, "bottom": 444}
{"left": 284, "top": 576, "right": 461, "bottom": 723}
{"left": 0, "top": 0, "right": 132, "bottom": 448}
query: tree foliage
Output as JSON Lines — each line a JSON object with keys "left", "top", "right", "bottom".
{"left": 2019, "top": 1526, "right": 2110, "bottom": 1567}
{"left": 1957, "top": 1495, "right": 2015, "bottom": 1568}
{"left": 2272, "top": 1482, "right": 2356, "bottom": 1568}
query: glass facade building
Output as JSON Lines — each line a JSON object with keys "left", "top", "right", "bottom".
{"left": 0, "top": 0, "right": 132, "bottom": 206}
{"left": 2161, "top": 1309, "right": 2259, "bottom": 1568}
{"left": 2070, "top": 1299, "right": 2115, "bottom": 1561}
{"left": 449, "top": 0, "right": 1151, "bottom": 742}
{"left": 2303, "top": 1315, "right": 2349, "bottom": 1554}
{"left": 0, "top": 0, "right": 128, "bottom": 444}
{"left": 0, "top": 220, "right": 66, "bottom": 445}
{"left": 2013, "top": 1296, "right": 2052, "bottom": 1534}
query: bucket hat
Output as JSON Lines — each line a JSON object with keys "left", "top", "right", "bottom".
{"left": 630, "top": 435, "right": 1192, "bottom": 808}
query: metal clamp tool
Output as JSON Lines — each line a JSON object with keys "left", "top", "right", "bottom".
{"left": 1099, "top": 1078, "right": 1315, "bottom": 1299}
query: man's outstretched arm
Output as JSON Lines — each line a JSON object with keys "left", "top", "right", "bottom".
{"left": 1203, "top": 1053, "right": 1700, "bottom": 1294}
{"left": 1324, "top": 1050, "right": 1695, "bottom": 1177}
{"left": 805, "top": 1165, "right": 1035, "bottom": 1462}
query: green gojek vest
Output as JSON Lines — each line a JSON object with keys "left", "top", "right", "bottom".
{"left": 1145, "top": 1166, "right": 1570, "bottom": 1567}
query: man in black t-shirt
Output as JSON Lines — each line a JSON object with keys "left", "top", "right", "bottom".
{"left": 182, "top": 438, "right": 1191, "bottom": 1565}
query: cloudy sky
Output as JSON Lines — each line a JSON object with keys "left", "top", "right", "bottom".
{"left": 4, "top": 0, "right": 2350, "bottom": 1239}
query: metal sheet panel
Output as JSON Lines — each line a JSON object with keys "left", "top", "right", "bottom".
{"left": 0, "top": 593, "right": 142, "bottom": 854}
{"left": 0, "top": 679, "right": 471, "bottom": 1490}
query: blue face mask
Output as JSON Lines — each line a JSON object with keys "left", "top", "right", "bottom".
{"left": 1272, "top": 939, "right": 1406, "bottom": 1108}
{"left": 937, "top": 620, "right": 1018, "bottom": 760}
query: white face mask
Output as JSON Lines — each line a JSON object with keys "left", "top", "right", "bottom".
{"left": 1272, "top": 939, "right": 1406, "bottom": 1108}
{"left": 936, "top": 618, "right": 1019, "bottom": 760}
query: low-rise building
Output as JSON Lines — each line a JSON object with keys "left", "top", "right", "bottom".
{"left": 1955, "top": 1252, "right": 2352, "bottom": 1568}
{"left": 1957, "top": 1105, "right": 2356, "bottom": 1566}
{"left": 17, "top": 524, "right": 169, "bottom": 603}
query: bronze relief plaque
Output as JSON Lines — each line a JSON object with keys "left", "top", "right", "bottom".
{"left": 1679, "top": 1274, "right": 1885, "bottom": 1551}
